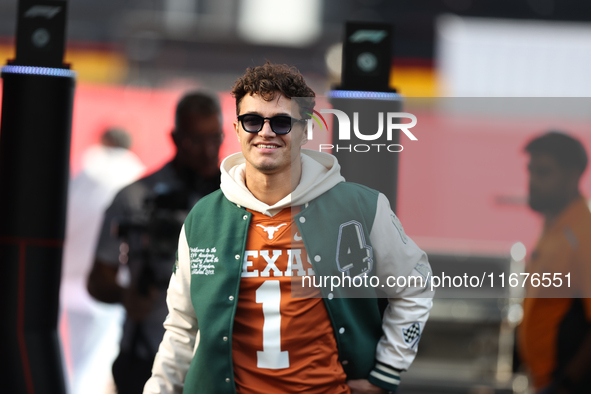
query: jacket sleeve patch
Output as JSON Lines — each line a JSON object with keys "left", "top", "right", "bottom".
{"left": 391, "top": 214, "right": 407, "bottom": 244}
{"left": 402, "top": 322, "right": 421, "bottom": 348}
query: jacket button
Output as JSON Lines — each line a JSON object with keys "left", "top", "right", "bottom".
{"left": 328, "top": 293, "right": 334, "bottom": 300}
{"left": 299, "top": 217, "right": 306, "bottom": 223}
{"left": 314, "top": 255, "right": 321, "bottom": 262}
{"left": 243, "top": 215, "right": 248, "bottom": 220}
{"left": 342, "top": 360, "right": 349, "bottom": 365}
{"left": 223, "top": 336, "right": 228, "bottom": 341}
{"left": 237, "top": 205, "right": 241, "bottom": 208}
{"left": 235, "top": 255, "right": 240, "bottom": 260}
{"left": 339, "top": 327, "right": 345, "bottom": 334}
{"left": 225, "top": 378, "right": 230, "bottom": 383}
{"left": 229, "top": 295, "right": 234, "bottom": 301}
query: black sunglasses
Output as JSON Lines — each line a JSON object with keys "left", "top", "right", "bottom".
{"left": 237, "top": 114, "right": 305, "bottom": 135}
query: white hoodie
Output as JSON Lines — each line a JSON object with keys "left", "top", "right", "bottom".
{"left": 220, "top": 149, "right": 345, "bottom": 216}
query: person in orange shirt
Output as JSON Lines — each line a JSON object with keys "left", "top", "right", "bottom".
{"left": 519, "top": 131, "right": 591, "bottom": 394}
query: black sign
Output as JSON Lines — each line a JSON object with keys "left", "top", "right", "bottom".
{"left": 340, "top": 22, "right": 393, "bottom": 92}
{"left": 14, "top": 1, "right": 68, "bottom": 67}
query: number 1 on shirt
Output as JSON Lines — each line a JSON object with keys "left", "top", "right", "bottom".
{"left": 255, "top": 280, "right": 290, "bottom": 369}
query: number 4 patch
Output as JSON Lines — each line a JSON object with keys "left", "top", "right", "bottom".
{"left": 336, "top": 220, "right": 373, "bottom": 278}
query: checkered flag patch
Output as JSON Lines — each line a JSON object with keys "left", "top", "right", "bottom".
{"left": 402, "top": 323, "right": 421, "bottom": 345}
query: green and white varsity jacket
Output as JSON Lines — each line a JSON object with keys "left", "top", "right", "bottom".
{"left": 144, "top": 150, "right": 434, "bottom": 394}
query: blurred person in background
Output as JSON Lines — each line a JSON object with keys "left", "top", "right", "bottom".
{"left": 61, "top": 127, "right": 145, "bottom": 394}
{"left": 87, "top": 92, "right": 223, "bottom": 394}
{"left": 519, "top": 131, "right": 591, "bottom": 394}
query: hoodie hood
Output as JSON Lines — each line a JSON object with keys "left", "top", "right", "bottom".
{"left": 220, "top": 149, "right": 345, "bottom": 216}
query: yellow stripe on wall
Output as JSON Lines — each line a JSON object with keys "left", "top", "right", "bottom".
{"left": 0, "top": 44, "right": 128, "bottom": 84}
{"left": 390, "top": 66, "right": 438, "bottom": 97}
{"left": 64, "top": 48, "right": 128, "bottom": 84}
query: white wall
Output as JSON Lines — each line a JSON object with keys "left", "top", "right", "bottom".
{"left": 437, "top": 14, "right": 591, "bottom": 97}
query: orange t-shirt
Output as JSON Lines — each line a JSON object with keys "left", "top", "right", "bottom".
{"left": 519, "top": 197, "right": 591, "bottom": 390}
{"left": 232, "top": 208, "right": 349, "bottom": 394}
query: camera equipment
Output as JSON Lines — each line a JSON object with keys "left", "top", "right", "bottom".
{"left": 116, "top": 183, "right": 192, "bottom": 296}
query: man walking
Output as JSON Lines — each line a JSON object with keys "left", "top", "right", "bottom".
{"left": 145, "top": 63, "right": 433, "bottom": 394}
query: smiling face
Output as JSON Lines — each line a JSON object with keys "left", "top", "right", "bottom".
{"left": 234, "top": 93, "right": 307, "bottom": 178}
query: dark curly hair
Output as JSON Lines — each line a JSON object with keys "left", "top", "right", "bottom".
{"left": 175, "top": 91, "right": 221, "bottom": 130}
{"left": 525, "top": 131, "right": 588, "bottom": 175}
{"left": 231, "top": 62, "right": 315, "bottom": 119}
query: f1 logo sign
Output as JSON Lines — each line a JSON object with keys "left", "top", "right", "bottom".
{"left": 24, "top": 6, "right": 62, "bottom": 19}
{"left": 349, "top": 30, "right": 388, "bottom": 44}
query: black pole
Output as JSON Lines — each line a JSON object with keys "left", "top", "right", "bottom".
{"left": 330, "top": 21, "right": 401, "bottom": 210}
{"left": 0, "top": 1, "right": 73, "bottom": 393}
